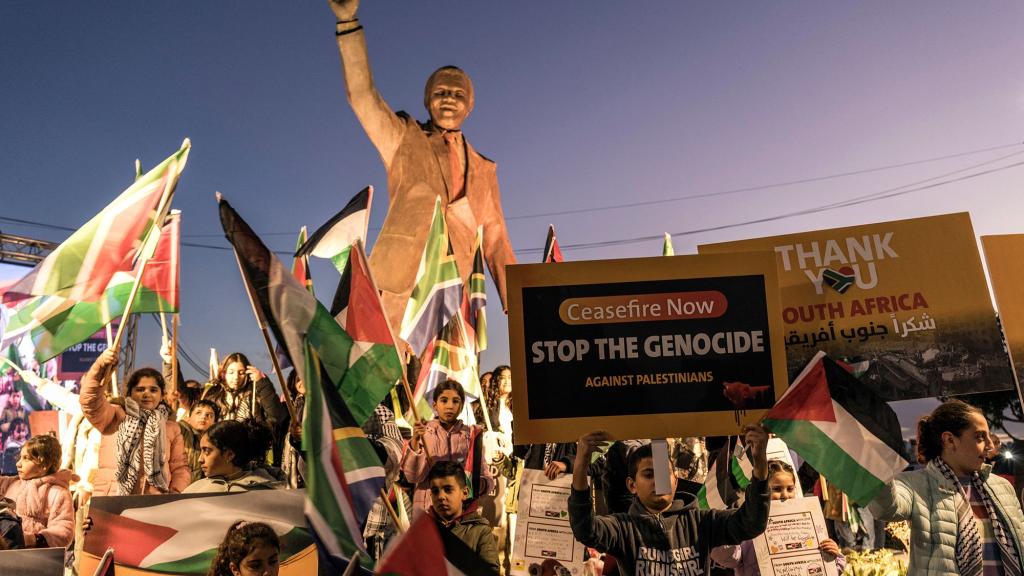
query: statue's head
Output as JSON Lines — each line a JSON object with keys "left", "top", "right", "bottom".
{"left": 424, "top": 66, "right": 474, "bottom": 131}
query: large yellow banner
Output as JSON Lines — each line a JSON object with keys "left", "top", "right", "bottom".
{"left": 981, "top": 234, "right": 1024, "bottom": 399}
{"left": 700, "top": 212, "right": 1011, "bottom": 400}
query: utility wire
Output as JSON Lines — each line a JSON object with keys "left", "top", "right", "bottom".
{"left": 517, "top": 154, "right": 1024, "bottom": 255}
{"left": 503, "top": 141, "right": 1024, "bottom": 221}
{"left": 3, "top": 141, "right": 1022, "bottom": 253}
{"left": 167, "top": 140, "right": 1024, "bottom": 236}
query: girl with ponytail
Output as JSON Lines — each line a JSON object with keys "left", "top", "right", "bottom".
{"left": 868, "top": 399, "right": 1024, "bottom": 575}
{"left": 184, "top": 419, "right": 283, "bottom": 493}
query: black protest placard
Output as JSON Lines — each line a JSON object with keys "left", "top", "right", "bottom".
{"left": 507, "top": 252, "right": 788, "bottom": 443}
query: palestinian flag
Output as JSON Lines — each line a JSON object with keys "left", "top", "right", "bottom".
{"left": 5, "top": 212, "right": 181, "bottom": 362}
{"left": 763, "top": 351, "right": 910, "bottom": 505}
{"left": 543, "top": 224, "right": 563, "bottom": 263}
{"left": 274, "top": 226, "right": 315, "bottom": 370}
{"left": 220, "top": 196, "right": 385, "bottom": 571}
{"left": 662, "top": 232, "right": 675, "bottom": 256}
{"left": 2, "top": 140, "right": 189, "bottom": 305}
{"left": 329, "top": 239, "right": 404, "bottom": 421}
{"left": 400, "top": 197, "right": 463, "bottom": 356}
{"left": 296, "top": 186, "right": 372, "bottom": 275}
{"left": 467, "top": 226, "right": 487, "bottom": 353}
{"left": 292, "top": 226, "right": 314, "bottom": 294}
{"left": 697, "top": 439, "right": 741, "bottom": 510}
{"left": 80, "top": 491, "right": 316, "bottom": 576}
{"left": 376, "top": 514, "right": 495, "bottom": 576}
{"left": 837, "top": 357, "right": 871, "bottom": 379}
{"left": 0, "top": 299, "right": 8, "bottom": 343}
{"left": 731, "top": 439, "right": 753, "bottom": 490}
{"left": 414, "top": 310, "right": 481, "bottom": 418}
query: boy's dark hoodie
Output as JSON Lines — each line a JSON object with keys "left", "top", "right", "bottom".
{"left": 569, "top": 478, "right": 770, "bottom": 576}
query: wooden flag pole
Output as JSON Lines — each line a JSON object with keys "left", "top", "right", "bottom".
{"left": 169, "top": 313, "right": 180, "bottom": 410}
{"left": 158, "top": 312, "right": 169, "bottom": 349}
{"left": 105, "top": 323, "right": 120, "bottom": 397}
{"left": 224, "top": 218, "right": 298, "bottom": 425}
{"left": 341, "top": 551, "right": 362, "bottom": 576}
{"left": 380, "top": 488, "right": 405, "bottom": 534}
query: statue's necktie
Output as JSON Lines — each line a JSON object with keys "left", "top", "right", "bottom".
{"left": 443, "top": 131, "right": 465, "bottom": 200}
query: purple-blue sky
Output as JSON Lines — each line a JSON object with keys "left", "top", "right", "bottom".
{"left": 3, "top": 2, "right": 1024, "bottom": 436}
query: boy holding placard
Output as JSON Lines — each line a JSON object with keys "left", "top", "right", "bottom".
{"left": 568, "top": 427, "right": 772, "bottom": 576}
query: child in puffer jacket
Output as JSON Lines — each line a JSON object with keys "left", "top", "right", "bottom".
{"left": 0, "top": 434, "right": 75, "bottom": 548}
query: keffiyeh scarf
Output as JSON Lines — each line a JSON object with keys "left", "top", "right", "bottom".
{"left": 115, "top": 399, "right": 170, "bottom": 495}
{"left": 934, "top": 457, "right": 1021, "bottom": 576}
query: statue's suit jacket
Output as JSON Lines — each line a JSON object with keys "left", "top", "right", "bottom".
{"left": 369, "top": 112, "right": 516, "bottom": 333}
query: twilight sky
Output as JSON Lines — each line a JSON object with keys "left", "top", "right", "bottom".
{"left": 2, "top": 2, "right": 1024, "bottom": 435}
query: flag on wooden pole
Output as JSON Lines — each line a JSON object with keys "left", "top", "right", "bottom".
{"left": 3, "top": 212, "right": 181, "bottom": 361}
{"left": 2, "top": 140, "right": 190, "bottom": 305}
{"left": 220, "top": 196, "right": 385, "bottom": 571}
{"left": 662, "top": 232, "right": 675, "bottom": 256}
{"left": 296, "top": 186, "right": 372, "bottom": 275}
{"left": 467, "top": 226, "right": 487, "bottom": 353}
{"left": 542, "top": 224, "right": 563, "bottom": 263}
{"left": 399, "top": 198, "right": 463, "bottom": 356}
{"left": 763, "top": 351, "right": 910, "bottom": 505}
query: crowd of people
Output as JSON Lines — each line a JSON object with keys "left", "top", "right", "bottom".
{"left": 0, "top": 338, "right": 1021, "bottom": 576}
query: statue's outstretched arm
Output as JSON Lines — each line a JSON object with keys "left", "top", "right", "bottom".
{"left": 330, "top": 0, "right": 404, "bottom": 168}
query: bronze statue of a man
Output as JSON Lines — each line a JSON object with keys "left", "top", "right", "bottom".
{"left": 329, "top": 0, "right": 517, "bottom": 334}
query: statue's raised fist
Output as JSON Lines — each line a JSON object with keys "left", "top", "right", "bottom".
{"left": 328, "top": 0, "right": 359, "bottom": 22}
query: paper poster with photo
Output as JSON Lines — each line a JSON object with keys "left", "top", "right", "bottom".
{"left": 752, "top": 496, "right": 837, "bottom": 576}
{"left": 507, "top": 252, "right": 788, "bottom": 443}
{"left": 700, "top": 212, "right": 1011, "bottom": 401}
{"left": 511, "top": 469, "right": 588, "bottom": 576}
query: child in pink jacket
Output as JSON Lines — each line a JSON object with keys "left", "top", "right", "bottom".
{"left": 79, "top": 348, "right": 190, "bottom": 495}
{"left": 0, "top": 434, "right": 75, "bottom": 548}
{"left": 402, "top": 380, "right": 494, "bottom": 517}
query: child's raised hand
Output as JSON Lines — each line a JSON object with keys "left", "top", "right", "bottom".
{"left": 96, "top": 348, "right": 118, "bottom": 368}
{"left": 575, "top": 431, "right": 613, "bottom": 461}
{"left": 159, "top": 341, "right": 173, "bottom": 364}
{"left": 410, "top": 420, "right": 427, "bottom": 451}
{"left": 743, "top": 423, "right": 770, "bottom": 479}
{"left": 819, "top": 538, "right": 840, "bottom": 559}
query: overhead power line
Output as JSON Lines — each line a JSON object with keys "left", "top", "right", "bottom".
{"left": 515, "top": 154, "right": 1024, "bottom": 255}
{"left": 143, "top": 139, "right": 1024, "bottom": 235}
{"left": 503, "top": 141, "right": 1024, "bottom": 221}
{"left": 2, "top": 140, "right": 1021, "bottom": 254}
